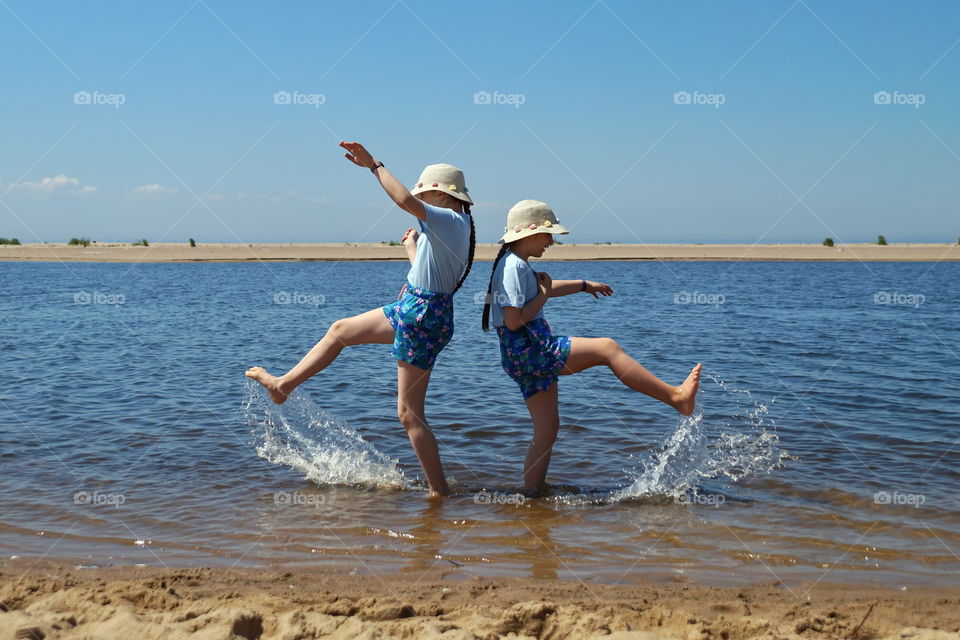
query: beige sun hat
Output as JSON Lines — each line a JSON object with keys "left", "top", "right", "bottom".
{"left": 499, "top": 199, "right": 569, "bottom": 244}
{"left": 410, "top": 163, "right": 474, "bottom": 205}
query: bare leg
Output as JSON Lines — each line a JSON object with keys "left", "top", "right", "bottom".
{"left": 523, "top": 382, "right": 560, "bottom": 495}
{"left": 397, "top": 360, "right": 450, "bottom": 497}
{"left": 561, "top": 337, "right": 702, "bottom": 415}
{"left": 245, "top": 307, "right": 394, "bottom": 404}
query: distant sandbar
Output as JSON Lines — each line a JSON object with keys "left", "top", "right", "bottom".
{"left": 1, "top": 242, "right": 958, "bottom": 262}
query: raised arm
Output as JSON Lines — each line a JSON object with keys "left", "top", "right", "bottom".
{"left": 340, "top": 141, "right": 427, "bottom": 221}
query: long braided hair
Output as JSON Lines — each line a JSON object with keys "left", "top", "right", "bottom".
{"left": 482, "top": 243, "right": 511, "bottom": 332}
{"left": 451, "top": 203, "right": 475, "bottom": 294}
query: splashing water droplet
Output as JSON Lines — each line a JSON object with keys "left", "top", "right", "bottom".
{"left": 610, "top": 372, "right": 789, "bottom": 502}
{"left": 243, "top": 381, "right": 409, "bottom": 489}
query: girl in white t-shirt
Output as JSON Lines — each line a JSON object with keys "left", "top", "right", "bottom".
{"left": 483, "top": 200, "right": 702, "bottom": 495}
{"left": 247, "top": 142, "right": 474, "bottom": 497}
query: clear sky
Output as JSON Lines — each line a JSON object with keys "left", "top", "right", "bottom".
{"left": 1, "top": 0, "right": 958, "bottom": 244}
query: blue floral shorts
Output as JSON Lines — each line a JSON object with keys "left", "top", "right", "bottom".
{"left": 497, "top": 318, "right": 572, "bottom": 399}
{"left": 382, "top": 286, "right": 454, "bottom": 371}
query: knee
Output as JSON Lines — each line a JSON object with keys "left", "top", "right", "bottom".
{"left": 328, "top": 319, "right": 347, "bottom": 342}
{"left": 600, "top": 337, "right": 623, "bottom": 358}
{"left": 543, "top": 430, "right": 558, "bottom": 448}
{"left": 397, "top": 403, "right": 420, "bottom": 431}
{"left": 534, "top": 426, "right": 559, "bottom": 448}
{"left": 397, "top": 402, "right": 411, "bottom": 427}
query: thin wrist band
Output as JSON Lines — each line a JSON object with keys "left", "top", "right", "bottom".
{"left": 581, "top": 279, "right": 587, "bottom": 292}
{"left": 370, "top": 160, "right": 384, "bottom": 173}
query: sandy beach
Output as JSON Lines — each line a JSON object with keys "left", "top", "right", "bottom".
{"left": 1, "top": 560, "right": 958, "bottom": 640}
{"left": 1, "top": 242, "right": 958, "bottom": 262}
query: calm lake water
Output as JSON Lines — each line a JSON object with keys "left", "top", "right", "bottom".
{"left": 0, "top": 259, "right": 957, "bottom": 586}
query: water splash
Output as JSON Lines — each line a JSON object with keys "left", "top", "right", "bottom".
{"left": 610, "top": 373, "right": 789, "bottom": 502}
{"left": 243, "top": 381, "right": 409, "bottom": 490}
{"left": 242, "top": 373, "right": 786, "bottom": 501}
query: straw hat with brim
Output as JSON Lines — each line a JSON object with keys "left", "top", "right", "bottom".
{"left": 499, "top": 199, "right": 569, "bottom": 244}
{"left": 410, "top": 163, "right": 474, "bottom": 205}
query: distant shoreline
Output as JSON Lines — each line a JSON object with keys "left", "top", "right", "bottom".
{"left": 1, "top": 242, "right": 959, "bottom": 262}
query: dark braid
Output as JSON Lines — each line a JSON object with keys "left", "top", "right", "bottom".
{"left": 482, "top": 243, "right": 511, "bottom": 332}
{"left": 451, "top": 203, "right": 474, "bottom": 294}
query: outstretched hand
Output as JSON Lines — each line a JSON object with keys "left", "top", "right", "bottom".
{"left": 584, "top": 281, "right": 613, "bottom": 299}
{"left": 340, "top": 141, "right": 375, "bottom": 169}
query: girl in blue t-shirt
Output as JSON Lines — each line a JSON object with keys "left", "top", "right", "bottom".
{"left": 483, "top": 200, "right": 702, "bottom": 495}
{"left": 247, "top": 141, "right": 475, "bottom": 496}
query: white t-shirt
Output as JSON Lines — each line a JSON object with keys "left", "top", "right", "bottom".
{"left": 406, "top": 202, "right": 471, "bottom": 294}
{"left": 490, "top": 250, "right": 543, "bottom": 328}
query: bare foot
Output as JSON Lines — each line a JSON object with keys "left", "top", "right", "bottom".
{"left": 672, "top": 363, "right": 702, "bottom": 415}
{"left": 245, "top": 366, "right": 289, "bottom": 405}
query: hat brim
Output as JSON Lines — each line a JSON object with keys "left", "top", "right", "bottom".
{"left": 410, "top": 184, "right": 474, "bottom": 206}
{"left": 499, "top": 224, "right": 569, "bottom": 244}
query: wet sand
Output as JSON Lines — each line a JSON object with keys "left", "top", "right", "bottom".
{"left": 1, "top": 560, "right": 958, "bottom": 639}
{"left": 1, "top": 242, "right": 959, "bottom": 262}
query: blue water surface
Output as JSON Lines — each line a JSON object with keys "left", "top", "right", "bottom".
{"left": 0, "top": 258, "right": 957, "bottom": 585}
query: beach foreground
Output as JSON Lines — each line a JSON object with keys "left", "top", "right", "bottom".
{"left": 2, "top": 242, "right": 959, "bottom": 262}
{"left": 1, "top": 562, "right": 958, "bottom": 640}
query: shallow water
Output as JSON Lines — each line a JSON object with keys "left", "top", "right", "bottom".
{"left": 1, "top": 259, "right": 957, "bottom": 586}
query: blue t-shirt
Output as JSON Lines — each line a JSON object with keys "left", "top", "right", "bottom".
{"left": 406, "top": 202, "right": 471, "bottom": 294}
{"left": 490, "top": 250, "right": 543, "bottom": 328}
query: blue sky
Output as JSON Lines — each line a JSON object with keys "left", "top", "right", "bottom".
{"left": 1, "top": 0, "right": 958, "bottom": 244}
